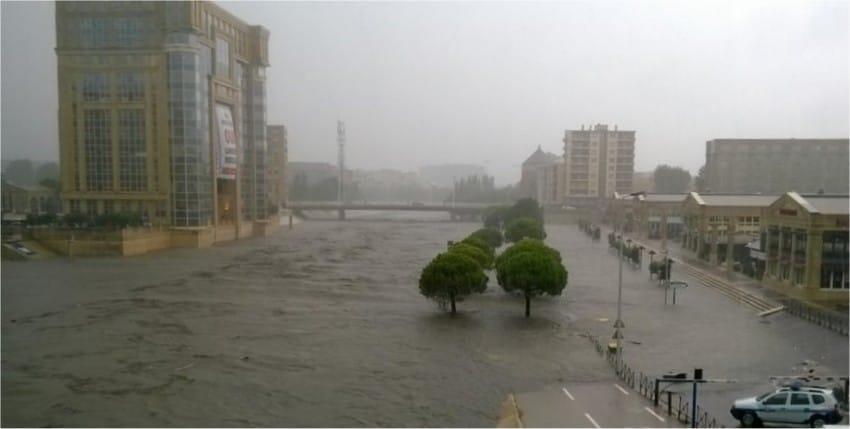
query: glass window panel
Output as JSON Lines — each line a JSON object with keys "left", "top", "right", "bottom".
{"left": 116, "top": 71, "right": 144, "bottom": 101}
{"left": 82, "top": 72, "right": 109, "bottom": 101}
{"left": 84, "top": 109, "right": 112, "bottom": 191}
{"left": 215, "top": 37, "right": 230, "bottom": 77}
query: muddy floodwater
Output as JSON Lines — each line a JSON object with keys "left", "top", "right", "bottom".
{"left": 4, "top": 214, "right": 848, "bottom": 428}
{"left": 1, "top": 216, "right": 611, "bottom": 427}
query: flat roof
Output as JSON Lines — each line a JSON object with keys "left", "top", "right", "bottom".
{"left": 697, "top": 194, "right": 779, "bottom": 207}
{"left": 642, "top": 194, "right": 687, "bottom": 203}
{"left": 801, "top": 196, "right": 849, "bottom": 216}
{"left": 708, "top": 138, "right": 848, "bottom": 144}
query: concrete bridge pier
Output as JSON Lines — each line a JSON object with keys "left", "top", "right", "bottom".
{"left": 338, "top": 209, "right": 346, "bottom": 220}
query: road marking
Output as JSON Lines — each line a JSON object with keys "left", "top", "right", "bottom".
{"left": 584, "top": 413, "right": 601, "bottom": 428}
{"left": 561, "top": 387, "right": 575, "bottom": 400}
{"left": 614, "top": 383, "right": 630, "bottom": 395}
{"left": 644, "top": 406, "right": 666, "bottom": 422}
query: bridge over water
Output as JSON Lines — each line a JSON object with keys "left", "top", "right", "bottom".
{"left": 286, "top": 201, "right": 493, "bottom": 220}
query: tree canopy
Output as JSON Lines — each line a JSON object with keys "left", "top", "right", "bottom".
{"left": 495, "top": 239, "right": 567, "bottom": 317}
{"left": 503, "top": 198, "right": 543, "bottom": 226}
{"left": 483, "top": 206, "right": 509, "bottom": 229}
{"left": 448, "top": 242, "right": 493, "bottom": 270}
{"left": 419, "top": 252, "right": 488, "bottom": 315}
{"left": 653, "top": 165, "right": 692, "bottom": 194}
{"left": 504, "top": 217, "right": 546, "bottom": 243}
{"left": 469, "top": 227, "right": 503, "bottom": 249}
{"left": 694, "top": 165, "right": 707, "bottom": 192}
{"left": 459, "top": 236, "right": 495, "bottom": 262}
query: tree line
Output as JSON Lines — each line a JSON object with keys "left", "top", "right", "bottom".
{"left": 418, "top": 198, "right": 567, "bottom": 318}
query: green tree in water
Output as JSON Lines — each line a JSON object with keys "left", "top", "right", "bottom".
{"left": 495, "top": 239, "right": 567, "bottom": 318}
{"left": 468, "top": 227, "right": 503, "bottom": 249}
{"left": 504, "top": 217, "right": 546, "bottom": 242}
{"left": 459, "top": 236, "right": 495, "bottom": 264}
{"left": 419, "top": 252, "right": 487, "bottom": 315}
{"left": 448, "top": 242, "right": 493, "bottom": 270}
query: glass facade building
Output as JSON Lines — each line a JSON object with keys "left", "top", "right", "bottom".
{"left": 56, "top": 1, "right": 270, "bottom": 229}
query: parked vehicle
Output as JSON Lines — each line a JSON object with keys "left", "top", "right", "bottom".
{"left": 731, "top": 386, "right": 843, "bottom": 427}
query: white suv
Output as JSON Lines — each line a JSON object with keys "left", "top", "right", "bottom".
{"left": 731, "top": 386, "right": 843, "bottom": 427}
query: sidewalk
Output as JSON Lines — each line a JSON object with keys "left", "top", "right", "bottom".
{"left": 638, "top": 237, "right": 776, "bottom": 301}
{"left": 631, "top": 234, "right": 848, "bottom": 333}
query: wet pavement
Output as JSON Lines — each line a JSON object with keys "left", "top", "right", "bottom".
{"left": 516, "top": 382, "right": 682, "bottom": 428}
{"left": 2, "top": 216, "right": 847, "bottom": 427}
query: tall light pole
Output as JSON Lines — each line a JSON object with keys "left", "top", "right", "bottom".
{"left": 613, "top": 232, "right": 626, "bottom": 373}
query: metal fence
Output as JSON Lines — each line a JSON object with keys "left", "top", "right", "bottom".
{"left": 584, "top": 332, "right": 724, "bottom": 428}
{"left": 780, "top": 298, "right": 849, "bottom": 336}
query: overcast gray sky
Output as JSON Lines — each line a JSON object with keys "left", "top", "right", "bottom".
{"left": 2, "top": 0, "right": 848, "bottom": 185}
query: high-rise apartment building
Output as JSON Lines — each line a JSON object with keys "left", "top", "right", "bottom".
{"left": 266, "top": 125, "right": 288, "bottom": 208}
{"left": 56, "top": 1, "right": 270, "bottom": 229}
{"left": 704, "top": 139, "right": 849, "bottom": 195}
{"left": 562, "top": 124, "right": 635, "bottom": 206}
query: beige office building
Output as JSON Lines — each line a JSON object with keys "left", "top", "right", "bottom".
{"left": 681, "top": 193, "right": 778, "bottom": 266}
{"left": 267, "top": 125, "right": 288, "bottom": 208}
{"left": 536, "top": 161, "right": 564, "bottom": 206}
{"left": 704, "top": 139, "right": 849, "bottom": 194}
{"left": 562, "top": 124, "right": 635, "bottom": 207}
{"left": 761, "top": 192, "right": 848, "bottom": 304}
{"left": 56, "top": 1, "right": 270, "bottom": 233}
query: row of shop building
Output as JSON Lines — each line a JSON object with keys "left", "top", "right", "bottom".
{"left": 606, "top": 191, "right": 849, "bottom": 307}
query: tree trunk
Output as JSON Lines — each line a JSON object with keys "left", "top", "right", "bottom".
{"left": 524, "top": 293, "right": 530, "bottom": 318}
{"left": 450, "top": 294, "right": 456, "bottom": 315}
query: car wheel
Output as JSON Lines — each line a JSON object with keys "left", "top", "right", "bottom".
{"left": 740, "top": 411, "right": 759, "bottom": 428}
{"left": 809, "top": 415, "right": 826, "bottom": 428}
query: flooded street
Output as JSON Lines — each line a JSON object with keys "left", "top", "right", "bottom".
{"left": 3, "top": 216, "right": 847, "bottom": 427}
{"left": 2, "top": 217, "right": 609, "bottom": 427}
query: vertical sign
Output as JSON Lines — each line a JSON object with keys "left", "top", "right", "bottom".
{"left": 215, "top": 104, "right": 237, "bottom": 179}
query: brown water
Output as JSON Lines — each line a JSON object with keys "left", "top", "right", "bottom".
{"left": 1, "top": 218, "right": 610, "bottom": 427}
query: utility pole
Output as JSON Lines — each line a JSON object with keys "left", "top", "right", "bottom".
{"left": 337, "top": 120, "right": 345, "bottom": 203}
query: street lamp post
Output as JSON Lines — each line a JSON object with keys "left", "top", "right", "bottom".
{"left": 613, "top": 233, "right": 625, "bottom": 374}
{"left": 638, "top": 245, "right": 644, "bottom": 267}
{"left": 648, "top": 249, "right": 656, "bottom": 279}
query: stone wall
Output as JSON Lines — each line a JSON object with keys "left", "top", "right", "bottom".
{"left": 30, "top": 221, "right": 280, "bottom": 257}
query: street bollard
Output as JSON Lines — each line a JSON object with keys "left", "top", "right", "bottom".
{"left": 288, "top": 214, "right": 293, "bottom": 230}
{"left": 667, "top": 391, "right": 673, "bottom": 416}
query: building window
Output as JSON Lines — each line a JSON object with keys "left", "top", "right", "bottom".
{"left": 116, "top": 72, "right": 144, "bottom": 101}
{"left": 82, "top": 72, "right": 110, "bottom": 101}
{"left": 118, "top": 109, "right": 147, "bottom": 192}
{"left": 821, "top": 264, "right": 849, "bottom": 290}
{"left": 80, "top": 17, "right": 107, "bottom": 48}
{"left": 84, "top": 109, "right": 112, "bottom": 191}
{"left": 114, "top": 17, "right": 145, "bottom": 47}
{"left": 86, "top": 200, "right": 98, "bottom": 216}
{"left": 69, "top": 199, "right": 81, "bottom": 213}
{"left": 215, "top": 37, "right": 230, "bottom": 78}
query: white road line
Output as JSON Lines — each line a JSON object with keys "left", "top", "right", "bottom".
{"left": 584, "top": 413, "right": 601, "bottom": 428}
{"left": 561, "top": 387, "right": 575, "bottom": 401}
{"left": 644, "top": 406, "right": 666, "bottom": 422}
{"left": 614, "top": 383, "right": 630, "bottom": 395}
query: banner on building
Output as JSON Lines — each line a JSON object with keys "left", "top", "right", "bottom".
{"left": 215, "top": 103, "right": 238, "bottom": 179}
